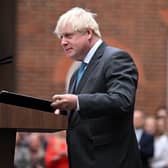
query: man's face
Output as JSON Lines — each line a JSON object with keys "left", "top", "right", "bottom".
{"left": 133, "top": 111, "right": 145, "bottom": 129}
{"left": 59, "top": 25, "right": 91, "bottom": 61}
{"left": 156, "top": 118, "right": 166, "bottom": 135}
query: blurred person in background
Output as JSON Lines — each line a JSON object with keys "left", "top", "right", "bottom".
{"left": 28, "top": 133, "right": 45, "bottom": 168}
{"left": 156, "top": 106, "right": 168, "bottom": 134}
{"left": 38, "top": 133, "right": 51, "bottom": 151}
{"left": 144, "top": 116, "right": 157, "bottom": 136}
{"left": 14, "top": 133, "right": 31, "bottom": 168}
{"left": 134, "top": 109, "right": 154, "bottom": 168}
{"left": 45, "top": 131, "right": 68, "bottom": 168}
{"left": 150, "top": 112, "right": 168, "bottom": 168}
{"left": 17, "top": 132, "right": 31, "bottom": 147}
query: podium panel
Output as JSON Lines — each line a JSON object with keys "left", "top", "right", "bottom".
{"left": 0, "top": 103, "right": 67, "bottom": 131}
{"left": 0, "top": 91, "right": 67, "bottom": 168}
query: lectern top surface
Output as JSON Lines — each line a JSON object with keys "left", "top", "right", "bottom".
{"left": 0, "top": 90, "right": 54, "bottom": 113}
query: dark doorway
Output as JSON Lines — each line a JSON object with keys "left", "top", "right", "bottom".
{"left": 0, "top": 0, "right": 16, "bottom": 90}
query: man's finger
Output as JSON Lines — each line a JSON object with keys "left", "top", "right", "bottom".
{"left": 51, "top": 100, "right": 63, "bottom": 107}
{"left": 54, "top": 109, "right": 60, "bottom": 115}
{"left": 52, "top": 94, "right": 64, "bottom": 101}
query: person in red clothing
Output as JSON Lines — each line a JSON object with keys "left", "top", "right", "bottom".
{"left": 45, "top": 131, "right": 69, "bottom": 168}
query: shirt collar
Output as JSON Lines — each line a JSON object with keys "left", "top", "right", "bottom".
{"left": 83, "top": 39, "right": 103, "bottom": 64}
{"left": 135, "top": 128, "right": 143, "bottom": 143}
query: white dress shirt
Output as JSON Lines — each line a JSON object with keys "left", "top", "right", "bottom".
{"left": 135, "top": 128, "right": 143, "bottom": 143}
{"left": 150, "top": 134, "right": 168, "bottom": 168}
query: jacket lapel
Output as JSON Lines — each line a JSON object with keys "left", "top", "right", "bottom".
{"left": 68, "top": 70, "right": 78, "bottom": 93}
{"left": 76, "top": 42, "right": 107, "bottom": 93}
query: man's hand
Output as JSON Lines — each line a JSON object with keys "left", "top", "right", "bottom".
{"left": 51, "top": 94, "right": 78, "bottom": 114}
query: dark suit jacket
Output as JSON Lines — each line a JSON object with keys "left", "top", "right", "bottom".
{"left": 67, "top": 42, "right": 142, "bottom": 168}
{"left": 139, "top": 131, "right": 154, "bottom": 168}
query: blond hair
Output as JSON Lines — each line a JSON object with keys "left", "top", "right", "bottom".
{"left": 54, "top": 7, "right": 101, "bottom": 38}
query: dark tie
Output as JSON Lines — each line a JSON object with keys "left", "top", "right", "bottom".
{"left": 75, "top": 62, "right": 87, "bottom": 88}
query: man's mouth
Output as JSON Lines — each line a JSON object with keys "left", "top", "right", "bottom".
{"left": 64, "top": 48, "right": 72, "bottom": 52}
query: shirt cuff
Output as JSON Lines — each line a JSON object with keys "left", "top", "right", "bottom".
{"left": 76, "top": 96, "right": 80, "bottom": 111}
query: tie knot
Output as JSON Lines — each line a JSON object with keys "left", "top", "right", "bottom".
{"left": 79, "top": 62, "right": 87, "bottom": 71}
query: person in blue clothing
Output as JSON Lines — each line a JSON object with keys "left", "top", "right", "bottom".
{"left": 134, "top": 109, "right": 154, "bottom": 168}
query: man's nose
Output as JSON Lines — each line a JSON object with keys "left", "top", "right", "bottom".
{"left": 61, "top": 37, "right": 68, "bottom": 46}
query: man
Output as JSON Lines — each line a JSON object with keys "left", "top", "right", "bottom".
{"left": 144, "top": 116, "right": 156, "bottom": 135}
{"left": 150, "top": 108, "right": 168, "bottom": 168}
{"left": 156, "top": 106, "right": 168, "bottom": 135}
{"left": 134, "top": 110, "right": 154, "bottom": 168}
{"left": 51, "top": 7, "right": 142, "bottom": 168}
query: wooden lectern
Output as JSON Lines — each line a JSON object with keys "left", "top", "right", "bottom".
{"left": 0, "top": 1, "right": 68, "bottom": 167}
{"left": 0, "top": 90, "right": 67, "bottom": 168}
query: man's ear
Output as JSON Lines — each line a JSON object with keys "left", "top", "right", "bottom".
{"left": 87, "top": 29, "right": 93, "bottom": 40}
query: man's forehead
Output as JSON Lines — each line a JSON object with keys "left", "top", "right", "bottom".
{"left": 60, "top": 23, "right": 73, "bottom": 33}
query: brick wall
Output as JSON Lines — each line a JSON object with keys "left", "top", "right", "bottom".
{"left": 15, "top": 0, "right": 168, "bottom": 115}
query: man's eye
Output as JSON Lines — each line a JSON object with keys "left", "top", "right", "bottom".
{"left": 64, "top": 33, "right": 74, "bottom": 39}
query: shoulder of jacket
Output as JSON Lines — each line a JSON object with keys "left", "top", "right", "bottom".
{"left": 104, "top": 46, "right": 123, "bottom": 55}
